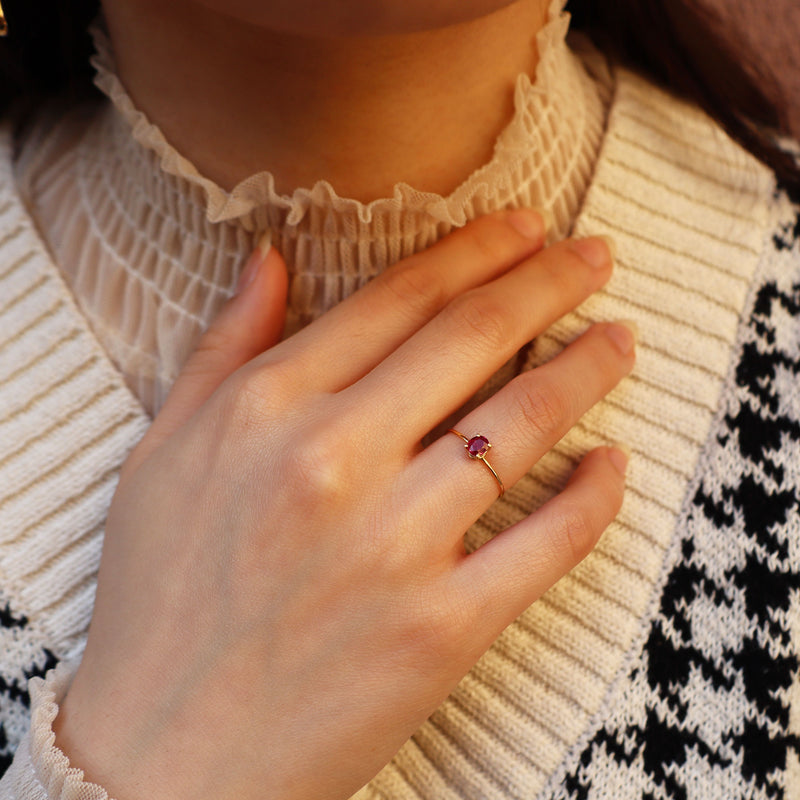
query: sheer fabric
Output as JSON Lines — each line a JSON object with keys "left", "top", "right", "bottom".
{"left": 14, "top": 0, "right": 609, "bottom": 415}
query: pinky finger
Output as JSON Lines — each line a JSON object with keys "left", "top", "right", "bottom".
{"left": 451, "top": 446, "right": 628, "bottom": 643}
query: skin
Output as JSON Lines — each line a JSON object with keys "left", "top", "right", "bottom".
{"left": 100, "top": 0, "right": 549, "bottom": 200}
{"left": 192, "top": 0, "right": 527, "bottom": 34}
{"left": 55, "top": 214, "right": 634, "bottom": 800}
{"left": 54, "top": 3, "right": 635, "bottom": 799}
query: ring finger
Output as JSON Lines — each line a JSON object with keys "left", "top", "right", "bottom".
{"left": 399, "top": 320, "right": 636, "bottom": 547}
{"left": 348, "top": 236, "right": 615, "bottom": 446}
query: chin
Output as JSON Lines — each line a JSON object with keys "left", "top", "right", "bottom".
{"left": 194, "top": 0, "right": 523, "bottom": 36}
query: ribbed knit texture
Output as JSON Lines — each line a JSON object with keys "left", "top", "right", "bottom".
{"left": 0, "top": 121, "right": 150, "bottom": 796}
{"left": 552, "top": 183, "right": 800, "bottom": 795}
{"left": 352, "top": 69, "right": 777, "bottom": 800}
{"left": 3, "top": 50, "right": 794, "bottom": 797}
{"left": 14, "top": 1, "right": 609, "bottom": 416}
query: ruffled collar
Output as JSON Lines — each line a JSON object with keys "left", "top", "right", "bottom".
{"left": 14, "top": 0, "right": 611, "bottom": 414}
{"left": 89, "top": 0, "right": 608, "bottom": 235}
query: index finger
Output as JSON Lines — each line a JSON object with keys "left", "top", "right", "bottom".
{"left": 261, "top": 209, "right": 549, "bottom": 392}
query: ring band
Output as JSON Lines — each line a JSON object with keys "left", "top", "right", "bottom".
{"left": 448, "top": 429, "right": 505, "bottom": 498}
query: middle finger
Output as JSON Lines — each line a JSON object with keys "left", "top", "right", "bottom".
{"left": 396, "top": 320, "right": 635, "bottom": 551}
{"left": 348, "top": 236, "right": 614, "bottom": 445}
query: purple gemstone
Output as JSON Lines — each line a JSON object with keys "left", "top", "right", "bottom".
{"left": 466, "top": 435, "right": 490, "bottom": 459}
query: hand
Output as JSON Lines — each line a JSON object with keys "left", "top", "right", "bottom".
{"left": 53, "top": 210, "right": 634, "bottom": 800}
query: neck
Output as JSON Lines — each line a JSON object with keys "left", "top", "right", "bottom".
{"left": 100, "top": 0, "right": 549, "bottom": 202}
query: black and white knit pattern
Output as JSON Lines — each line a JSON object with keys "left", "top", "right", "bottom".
{"left": 0, "top": 129, "right": 148, "bottom": 783}
{"left": 0, "top": 119, "right": 795, "bottom": 796}
{"left": 551, "top": 189, "right": 800, "bottom": 798}
{"left": 0, "top": 602, "right": 58, "bottom": 774}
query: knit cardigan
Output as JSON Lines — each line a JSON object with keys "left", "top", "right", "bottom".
{"left": 1, "top": 65, "right": 799, "bottom": 799}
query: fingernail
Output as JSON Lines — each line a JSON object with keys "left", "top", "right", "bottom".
{"left": 606, "top": 320, "right": 638, "bottom": 355}
{"left": 531, "top": 206, "right": 555, "bottom": 234}
{"left": 237, "top": 230, "right": 272, "bottom": 294}
{"left": 507, "top": 208, "right": 548, "bottom": 239}
{"left": 608, "top": 445, "right": 630, "bottom": 476}
{"left": 571, "top": 236, "right": 616, "bottom": 269}
{"left": 598, "top": 234, "right": 617, "bottom": 260}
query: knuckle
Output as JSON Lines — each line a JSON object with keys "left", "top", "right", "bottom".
{"left": 510, "top": 376, "right": 569, "bottom": 440}
{"left": 403, "top": 591, "right": 476, "bottom": 662}
{"left": 446, "top": 291, "right": 510, "bottom": 353}
{"left": 187, "top": 325, "right": 240, "bottom": 374}
{"left": 216, "top": 373, "right": 273, "bottom": 432}
{"left": 595, "top": 467, "right": 626, "bottom": 524}
{"left": 239, "top": 358, "right": 293, "bottom": 403}
{"left": 534, "top": 241, "right": 601, "bottom": 303}
{"left": 552, "top": 504, "right": 598, "bottom": 564}
{"left": 283, "top": 427, "right": 349, "bottom": 507}
{"left": 379, "top": 259, "right": 449, "bottom": 322}
{"left": 464, "top": 213, "right": 513, "bottom": 263}
{"left": 213, "top": 363, "right": 295, "bottom": 439}
{"left": 541, "top": 251, "right": 581, "bottom": 297}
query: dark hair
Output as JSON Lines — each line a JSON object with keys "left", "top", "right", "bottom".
{"left": 1, "top": 0, "right": 798, "bottom": 190}
{"left": 568, "top": 0, "right": 800, "bottom": 193}
{"left": 0, "top": 0, "right": 101, "bottom": 115}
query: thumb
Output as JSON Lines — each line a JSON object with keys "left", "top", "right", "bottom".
{"left": 125, "top": 234, "right": 288, "bottom": 476}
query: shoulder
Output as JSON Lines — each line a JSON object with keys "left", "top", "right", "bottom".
{"left": 573, "top": 59, "right": 792, "bottom": 313}
{"left": 601, "top": 65, "right": 775, "bottom": 215}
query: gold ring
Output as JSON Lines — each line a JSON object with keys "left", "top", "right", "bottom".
{"left": 448, "top": 429, "right": 505, "bottom": 498}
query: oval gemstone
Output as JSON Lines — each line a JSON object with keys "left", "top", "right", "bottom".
{"left": 467, "top": 435, "right": 490, "bottom": 459}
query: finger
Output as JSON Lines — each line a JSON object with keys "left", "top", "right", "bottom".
{"left": 124, "top": 240, "right": 288, "bottom": 476}
{"left": 352, "top": 236, "right": 615, "bottom": 445}
{"left": 402, "top": 321, "right": 635, "bottom": 543}
{"left": 450, "top": 445, "right": 628, "bottom": 646}
{"left": 257, "top": 209, "right": 549, "bottom": 392}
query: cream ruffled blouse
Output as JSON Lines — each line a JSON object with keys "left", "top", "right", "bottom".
{"left": 14, "top": 0, "right": 609, "bottom": 416}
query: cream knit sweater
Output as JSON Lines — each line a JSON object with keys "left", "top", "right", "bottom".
{"left": 13, "top": 5, "right": 609, "bottom": 417}
{"left": 1, "top": 3, "right": 799, "bottom": 799}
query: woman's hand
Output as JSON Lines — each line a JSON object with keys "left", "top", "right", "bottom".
{"left": 53, "top": 210, "right": 634, "bottom": 800}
